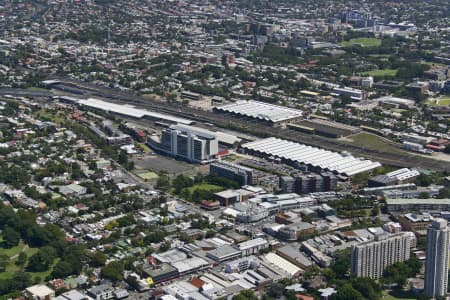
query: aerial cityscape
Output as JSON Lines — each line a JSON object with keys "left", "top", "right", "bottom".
{"left": 0, "top": 0, "right": 449, "bottom": 299}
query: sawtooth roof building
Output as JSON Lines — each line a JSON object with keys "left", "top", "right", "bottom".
{"left": 214, "top": 100, "right": 303, "bottom": 124}
{"left": 241, "top": 137, "right": 381, "bottom": 176}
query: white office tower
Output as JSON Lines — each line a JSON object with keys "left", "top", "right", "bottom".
{"left": 158, "top": 125, "right": 219, "bottom": 163}
{"left": 424, "top": 218, "right": 450, "bottom": 299}
{"left": 351, "top": 232, "right": 411, "bottom": 279}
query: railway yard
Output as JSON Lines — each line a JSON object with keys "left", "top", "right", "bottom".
{"left": 10, "top": 78, "right": 450, "bottom": 172}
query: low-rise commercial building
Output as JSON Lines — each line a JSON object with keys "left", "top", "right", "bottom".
{"left": 386, "top": 198, "right": 450, "bottom": 213}
{"left": 206, "top": 245, "right": 242, "bottom": 263}
{"left": 398, "top": 213, "right": 434, "bottom": 234}
{"left": 237, "top": 238, "right": 269, "bottom": 256}
{"left": 368, "top": 168, "right": 420, "bottom": 187}
{"left": 24, "top": 285, "right": 55, "bottom": 300}
{"left": 210, "top": 161, "right": 256, "bottom": 186}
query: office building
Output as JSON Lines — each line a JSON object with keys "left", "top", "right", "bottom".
{"left": 424, "top": 219, "right": 450, "bottom": 299}
{"left": 148, "top": 124, "right": 219, "bottom": 163}
{"left": 351, "top": 233, "right": 411, "bottom": 279}
{"left": 280, "top": 172, "right": 337, "bottom": 194}
{"left": 210, "top": 161, "right": 255, "bottom": 186}
{"left": 88, "top": 121, "right": 132, "bottom": 146}
{"left": 385, "top": 198, "right": 450, "bottom": 213}
{"left": 280, "top": 176, "right": 296, "bottom": 193}
{"left": 278, "top": 222, "right": 316, "bottom": 241}
{"left": 399, "top": 213, "right": 434, "bottom": 234}
{"left": 332, "top": 87, "right": 367, "bottom": 100}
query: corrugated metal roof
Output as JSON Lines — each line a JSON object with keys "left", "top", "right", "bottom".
{"left": 216, "top": 100, "right": 303, "bottom": 122}
{"left": 242, "top": 137, "right": 381, "bottom": 176}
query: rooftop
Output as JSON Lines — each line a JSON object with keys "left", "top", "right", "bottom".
{"left": 216, "top": 100, "right": 303, "bottom": 123}
{"left": 207, "top": 244, "right": 241, "bottom": 260}
{"left": 71, "top": 97, "right": 193, "bottom": 125}
{"left": 386, "top": 198, "right": 450, "bottom": 205}
{"left": 242, "top": 137, "right": 381, "bottom": 176}
{"left": 26, "top": 285, "right": 55, "bottom": 297}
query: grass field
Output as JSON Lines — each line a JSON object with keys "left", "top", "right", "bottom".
{"left": 36, "top": 109, "right": 66, "bottom": 124}
{"left": 0, "top": 238, "right": 52, "bottom": 282}
{"left": 0, "top": 239, "right": 26, "bottom": 257}
{"left": 137, "top": 171, "right": 159, "bottom": 180}
{"left": 426, "top": 96, "right": 450, "bottom": 107}
{"left": 343, "top": 37, "right": 382, "bottom": 47}
{"left": 382, "top": 290, "right": 416, "bottom": 300}
{"left": 339, "top": 132, "right": 406, "bottom": 155}
{"left": 422, "top": 61, "right": 447, "bottom": 67}
{"left": 26, "top": 87, "right": 49, "bottom": 92}
{"left": 361, "top": 69, "right": 398, "bottom": 77}
{"left": 186, "top": 183, "right": 224, "bottom": 194}
{"left": 368, "top": 54, "right": 391, "bottom": 58}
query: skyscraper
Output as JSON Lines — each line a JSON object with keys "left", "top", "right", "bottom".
{"left": 351, "top": 232, "right": 411, "bottom": 279}
{"left": 424, "top": 218, "right": 450, "bottom": 298}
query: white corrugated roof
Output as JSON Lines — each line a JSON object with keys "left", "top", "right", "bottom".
{"left": 76, "top": 98, "right": 193, "bottom": 124}
{"left": 242, "top": 137, "right": 381, "bottom": 176}
{"left": 265, "top": 253, "right": 302, "bottom": 276}
{"left": 172, "top": 257, "right": 209, "bottom": 273}
{"left": 216, "top": 100, "right": 303, "bottom": 122}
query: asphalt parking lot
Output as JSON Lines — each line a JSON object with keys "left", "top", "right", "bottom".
{"left": 133, "top": 153, "right": 200, "bottom": 176}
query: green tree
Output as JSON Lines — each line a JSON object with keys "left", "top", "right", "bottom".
{"left": 267, "top": 282, "right": 284, "bottom": 298}
{"left": 159, "top": 241, "right": 171, "bottom": 252}
{"left": 232, "top": 290, "right": 258, "bottom": 300}
{"left": 351, "top": 277, "right": 381, "bottom": 300}
{"left": 118, "top": 150, "right": 128, "bottom": 165}
{"left": 101, "top": 261, "right": 124, "bottom": 282}
{"left": 0, "top": 254, "right": 9, "bottom": 272}
{"left": 405, "top": 255, "right": 422, "bottom": 277}
{"left": 383, "top": 262, "right": 410, "bottom": 287}
{"left": 331, "top": 248, "right": 351, "bottom": 279}
{"left": 2, "top": 226, "right": 20, "bottom": 248}
{"left": 156, "top": 173, "right": 171, "bottom": 191}
{"left": 173, "top": 174, "right": 193, "bottom": 194}
{"left": 91, "top": 251, "right": 107, "bottom": 267}
{"left": 15, "top": 252, "right": 27, "bottom": 267}
{"left": 334, "top": 284, "right": 364, "bottom": 300}
{"left": 415, "top": 174, "right": 433, "bottom": 187}
{"left": 51, "top": 261, "right": 74, "bottom": 278}
{"left": 26, "top": 246, "right": 56, "bottom": 272}
{"left": 126, "top": 275, "right": 140, "bottom": 290}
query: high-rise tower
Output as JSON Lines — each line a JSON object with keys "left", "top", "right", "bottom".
{"left": 424, "top": 218, "right": 450, "bottom": 298}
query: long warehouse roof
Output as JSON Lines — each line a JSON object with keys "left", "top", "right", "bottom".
{"left": 241, "top": 137, "right": 381, "bottom": 176}
{"left": 216, "top": 100, "right": 303, "bottom": 123}
{"left": 76, "top": 98, "right": 193, "bottom": 125}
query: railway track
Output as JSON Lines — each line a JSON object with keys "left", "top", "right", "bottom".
{"left": 51, "top": 80, "right": 450, "bottom": 171}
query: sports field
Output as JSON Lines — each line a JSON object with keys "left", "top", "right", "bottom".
{"left": 343, "top": 37, "right": 382, "bottom": 47}
{"left": 361, "top": 69, "right": 397, "bottom": 77}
